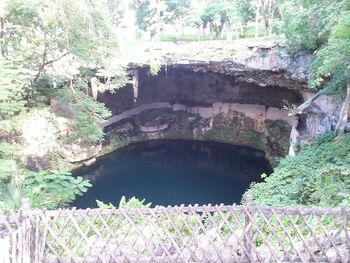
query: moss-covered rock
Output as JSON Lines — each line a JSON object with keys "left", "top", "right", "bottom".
{"left": 265, "top": 119, "right": 292, "bottom": 157}
{"left": 99, "top": 107, "right": 293, "bottom": 165}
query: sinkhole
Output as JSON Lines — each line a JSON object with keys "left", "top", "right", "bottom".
{"left": 72, "top": 140, "right": 272, "bottom": 208}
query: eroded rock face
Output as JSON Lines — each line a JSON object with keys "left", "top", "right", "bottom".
{"left": 97, "top": 62, "right": 306, "bottom": 163}
{"left": 290, "top": 91, "right": 342, "bottom": 149}
{"left": 100, "top": 62, "right": 305, "bottom": 114}
{"left": 240, "top": 45, "right": 312, "bottom": 82}
{"left": 94, "top": 50, "right": 318, "bottom": 164}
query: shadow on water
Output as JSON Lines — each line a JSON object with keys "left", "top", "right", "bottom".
{"left": 72, "top": 140, "right": 272, "bottom": 208}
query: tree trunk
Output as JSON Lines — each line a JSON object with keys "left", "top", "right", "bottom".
{"left": 262, "top": 0, "right": 273, "bottom": 36}
{"left": 291, "top": 90, "right": 324, "bottom": 115}
{"left": 235, "top": 23, "right": 240, "bottom": 40}
{"left": 239, "top": 22, "right": 244, "bottom": 38}
{"left": 0, "top": 17, "right": 5, "bottom": 57}
{"left": 226, "top": 22, "right": 233, "bottom": 42}
{"left": 268, "top": 0, "right": 275, "bottom": 36}
{"left": 155, "top": 0, "right": 161, "bottom": 42}
{"left": 209, "top": 23, "right": 213, "bottom": 40}
{"left": 175, "top": 23, "right": 181, "bottom": 41}
{"left": 336, "top": 81, "right": 350, "bottom": 138}
{"left": 255, "top": 0, "right": 260, "bottom": 39}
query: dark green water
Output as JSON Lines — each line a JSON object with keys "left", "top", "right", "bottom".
{"left": 72, "top": 140, "right": 271, "bottom": 208}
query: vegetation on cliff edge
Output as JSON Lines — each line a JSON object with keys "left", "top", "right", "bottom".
{"left": 244, "top": 132, "right": 350, "bottom": 207}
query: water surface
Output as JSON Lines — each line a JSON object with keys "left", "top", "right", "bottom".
{"left": 72, "top": 140, "right": 271, "bottom": 208}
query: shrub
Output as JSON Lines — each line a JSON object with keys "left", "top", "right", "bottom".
{"left": 243, "top": 132, "right": 350, "bottom": 207}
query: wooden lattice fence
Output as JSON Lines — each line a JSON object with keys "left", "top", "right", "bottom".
{"left": 0, "top": 198, "right": 350, "bottom": 263}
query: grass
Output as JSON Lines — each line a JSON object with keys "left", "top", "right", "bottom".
{"left": 159, "top": 24, "right": 278, "bottom": 42}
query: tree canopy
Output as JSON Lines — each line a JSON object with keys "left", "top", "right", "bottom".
{"left": 0, "top": 0, "right": 128, "bottom": 210}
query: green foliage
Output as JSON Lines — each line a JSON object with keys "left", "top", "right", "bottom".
{"left": 309, "top": 11, "right": 350, "bottom": 94}
{"left": 201, "top": 1, "right": 227, "bottom": 37}
{"left": 0, "top": 0, "right": 127, "bottom": 211}
{"left": 2, "top": 0, "right": 122, "bottom": 144}
{"left": 0, "top": 182, "right": 24, "bottom": 211}
{"left": 107, "top": 0, "right": 128, "bottom": 26}
{"left": 266, "top": 1, "right": 350, "bottom": 209}
{"left": 235, "top": 0, "right": 255, "bottom": 34}
{"left": 0, "top": 61, "right": 28, "bottom": 128}
{"left": 164, "top": 0, "right": 191, "bottom": 23}
{"left": 132, "top": 0, "right": 165, "bottom": 38}
{"left": 56, "top": 89, "right": 111, "bottom": 143}
{"left": 95, "top": 197, "right": 152, "bottom": 233}
{"left": 149, "top": 61, "right": 161, "bottom": 76}
{"left": 278, "top": 0, "right": 345, "bottom": 52}
{"left": 184, "top": 10, "right": 202, "bottom": 29}
{"left": 96, "top": 196, "right": 198, "bottom": 237}
{"left": 244, "top": 132, "right": 350, "bottom": 207}
{"left": 0, "top": 170, "right": 91, "bottom": 210}
{"left": 119, "top": 196, "right": 152, "bottom": 208}
{"left": 0, "top": 60, "right": 29, "bottom": 183}
{"left": 97, "top": 196, "right": 152, "bottom": 209}
{"left": 0, "top": 160, "right": 17, "bottom": 182}
{"left": 198, "top": 0, "right": 255, "bottom": 38}
{"left": 24, "top": 170, "right": 91, "bottom": 205}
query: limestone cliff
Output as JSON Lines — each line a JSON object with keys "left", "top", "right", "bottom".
{"left": 96, "top": 44, "right": 312, "bottom": 165}
{"left": 73, "top": 42, "right": 340, "bottom": 165}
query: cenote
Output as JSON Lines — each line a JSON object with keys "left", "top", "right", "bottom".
{"left": 72, "top": 140, "right": 272, "bottom": 208}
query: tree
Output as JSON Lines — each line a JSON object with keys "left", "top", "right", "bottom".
{"left": 260, "top": 0, "right": 276, "bottom": 36}
{"left": 185, "top": 9, "right": 203, "bottom": 40}
{"left": 3, "top": 0, "right": 122, "bottom": 143}
{"left": 164, "top": 0, "right": 191, "bottom": 40}
{"left": 254, "top": 0, "right": 261, "bottom": 38}
{"left": 286, "top": 1, "right": 349, "bottom": 135}
{"left": 132, "top": 0, "right": 166, "bottom": 41}
{"left": 107, "top": 0, "right": 128, "bottom": 26}
{"left": 199, "top": 0, "right": 255, "bottom": 39}
{"left": 278, "top": 0, "right": 344, "bottom": 52}
{"left": 0, "top": 0, "right": 127, "bottom": 209}
{"left": 0, "top": 60, "right": 28, "bottom": 182}
{"left": 220, "top": 1, "right": 240, "bottom": 41}
{"left": 201, "top": 1, "right": 228, "bottom": 38}
{"left": 236, "top": 0, "right": 255, "bottom": 37}
{"left": 309, "top": 11, "right": 350, "bottom": 137}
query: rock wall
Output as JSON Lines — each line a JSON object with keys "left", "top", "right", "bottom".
{"left": 22, "top": 43, "right": 343, "bottom": 169}
{"left": 101, "top": 103, "right": 294, "bottom": 164}
{"left": 100, "top": 65, "right": 304, "bottom": 115}
{"left": 90, "top": 44, "right": 344, "bottom": 166}
{"left": 238, "top": 45, "right": 312, "bottom": 82}
{"left": 97, "top": 62, "right": 304, "bottom": 164}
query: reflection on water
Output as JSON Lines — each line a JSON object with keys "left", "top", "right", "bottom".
{"left": 72, "top": 140, "right": 272, "bottom": 208}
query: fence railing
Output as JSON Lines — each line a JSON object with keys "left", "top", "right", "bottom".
{"left": 1, "top": 198, "right": 350, "bottom": 263}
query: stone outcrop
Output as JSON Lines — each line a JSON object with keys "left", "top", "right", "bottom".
{"left": 97, "top": 58, "right": 305, "bottom": 164}
{"left": 101, "top": 102, "right": 294, "bottom": 164}
{"left": 19, "top": 42, "right": 343, "bottom": 167}
{"left": 240, "top": 45, "right": 312, "bottom": 82}
{"left": 78, "top": 43, "right": 340, "bottom": 165}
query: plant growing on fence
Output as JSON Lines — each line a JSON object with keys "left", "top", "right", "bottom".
{"left": 96, "top": 197, "right": 200, "bottom": 239}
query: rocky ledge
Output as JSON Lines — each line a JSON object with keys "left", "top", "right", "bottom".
{"left": 94, "top": 42, "right": 320, "bottom": 166}
{"left": 87, "top": 42, "right": 343, "bottom": 166}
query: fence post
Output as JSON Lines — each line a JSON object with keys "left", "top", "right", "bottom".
{"left": 244, "top": 196, "right": 253, "bottom": 263}
{"left": 342, "top": 207, "right": 350, "bottom": 253}
{"left": 20, "top": 198, "right": 31, "bottom": 220}
{"left": 20, "top": 198, "right": 32, "bottom": 263}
